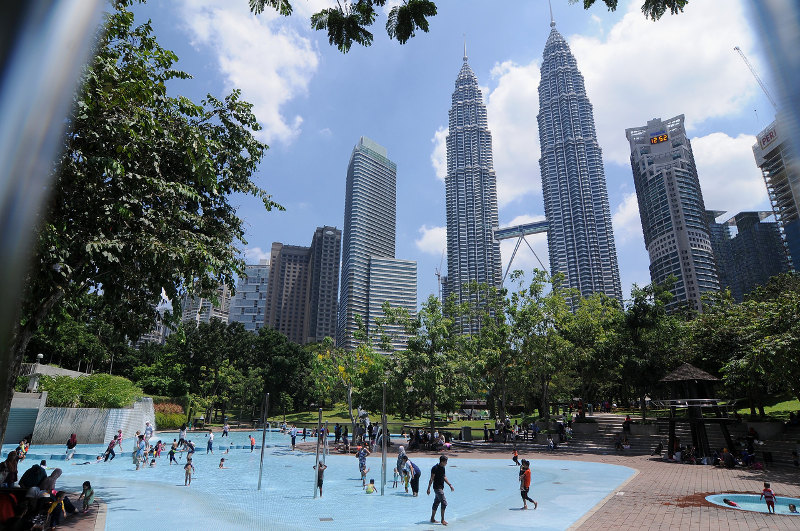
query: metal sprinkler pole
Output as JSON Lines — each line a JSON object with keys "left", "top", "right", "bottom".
{"left": 323, "top": 420, "right": 329, "bottom": 463}
{"left": 257, "top": 392, "right": 270, "bottom": 490}
{"left": 381, "top": 381, "right": 387, "bottom": 495}
{"left": 313, "top": 408, "right": 322, "bottom": 498}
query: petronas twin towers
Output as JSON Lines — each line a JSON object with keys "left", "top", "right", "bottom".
{"left": 444, "top": 15, "right": 621, "bottom": 321}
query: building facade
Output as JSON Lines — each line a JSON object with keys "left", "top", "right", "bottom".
{"left": 181, "top": 285, "right": 232, "bottom": 325}
{"left": 308, "top": 226, "right": 342, "bottom": 344}
{"left": 443, "top": 51, "right": 502, "bottom": 331}
{"left": 707, "top": 211, "right": 789, "bottom": 301}
{"left": 537, "top": 18, "right": 622, "bottom": 301}
{"left": 626, "top": 115, "right": 720, "bottom": 312}
{"left": 367, "top": 257, "right": 417, "bottom": 351}
{"left": 337, "top": 137, "right": 416, "bottom": 350}
{"left": 753, "top": 115, "right": 800, "bottom": 268}
{"left": 228, "top": 260, "right": 270, "bottom": 332}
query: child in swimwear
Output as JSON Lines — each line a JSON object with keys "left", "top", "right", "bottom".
{"left": 723, "top": 498, "right": 739, "bottom": 507}
{"left": 365, "top": 478, "right": 376, "bottom": 494}
{"left": 760, "top": 482, "right": 776, "bottom": 514}
{"left": 392, "top": 467, "right": 399, "bottom": 488}
{"left": 512, "top": 449, "right": 520, "bottom": 466}
{"left": 184, "top": 458, "right": 195, "bottom": 486}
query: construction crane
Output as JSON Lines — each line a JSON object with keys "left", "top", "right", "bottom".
{"left": 434, "top": 250, "right": 444, "bottom": 301}
{"left": 734, "top": 46, "right": 777, "bottom": 110}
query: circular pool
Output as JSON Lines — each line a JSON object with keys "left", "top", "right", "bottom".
{"left": 706, "top": 493, "right": 800, "bottom": 515}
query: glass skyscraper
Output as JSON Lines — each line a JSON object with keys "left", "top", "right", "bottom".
{"left": 444, "top": 50, "right": 502, "bottom": 332}
{"left": 626, "top": 115, "right": 720, "bottom": 312}
{"left": 537, "top": 18, "right": 622, "bottom": 301}
{"left": 228, "top": 260, "right": 269, "bottom": 332}
{"left": 338, "top": 137, "right": 416, "bottom": 350}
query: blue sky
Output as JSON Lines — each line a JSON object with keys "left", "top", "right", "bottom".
{"left": 135, "top": 0, "right": 776, "bottom": 305}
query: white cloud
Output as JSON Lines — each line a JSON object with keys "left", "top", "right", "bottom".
{"left": 691, "top": 132, "right": 768, "bottom": 213}
{"left": 499, "top": 214, "right": 549, "bottom": 280}
{"left": 612, "top": 192, "right": 642, "bottom": 245}
{"left": 415, "top": 225, "right": 447, "bottom": 256}
{"left": 179, "top": 0, "right": 320, "bottom": 145}
{"left": 569, "top": 0, "right": 759, "bottom": 164}
{"left": 243, "top": 246, "right": 271, "bottom": 263}
{"left": 430, "top": 127, "right": 448, "bottom": 181}
{"left": 487, "top": 60, "right": 542, "bottom": 206}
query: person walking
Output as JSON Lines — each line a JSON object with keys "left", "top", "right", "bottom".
{"left": 184, "top": 458, "right": 195, "bottom": 486}
{"left": 65, "top": 433, "right": 77, "bottom": 460}
{"left": 427, "top": 455, "right": 454, "bottom": 525}
{"left": 222, "top": 423, "right": 229, "bottom": 437}
{"left": 519, "top": 459, "right": 537, "bottom": 510}
{"left": 290, "top": 425, "right": 298, "bottom": 450}
{"left": 207, "top": 431, "right": 214, "bottom": 454}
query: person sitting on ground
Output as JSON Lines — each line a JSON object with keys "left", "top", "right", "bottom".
{"left": 19, "top": 461, "right": 47, "bottom": 489}
{"left": 622, "top": 436, "right": 631, "bottom": 450}
{"left": 722, "top": 448, "right": 736, "bottom": 468}
{"left": 788, "top": 503, "right": 798, "bottom": 513}
{"left": 149, "top": 458, "right": 156, "bottom": 468}
{"left": 651, "top": 442, "right": 663, "bottom": 456}
{"left": 723, "top": 498, "right": 739, "bottom": 507}
{"left": 219, "top": 458, "right": 228, "bottom": 469}
{"left": 547, "top": 435, "right": 555, "bottom": 450}
{"left": 77, "top": 481, "right": 94, "bottom": 513}
{"left": 45, "top": 492, "right": 67, "bottom": 528}
{"left": 38, "top": 468, "right": 62, "bottom": 495}
{"left": 365, "top": 478, "right": 376, "bottom": 494}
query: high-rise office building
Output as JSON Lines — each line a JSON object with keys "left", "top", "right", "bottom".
{"left": 707, "top": 211, "right": 789, "bottom": 301}
{"left": 626, "top": 115, "right": 720, "bottom": 312}
{"left": 264, "top": 227, "right": 341, "bottom": 345}
{"left": 537, "top": 16, "right": 622, "bottom": 301}
{"left": 228, "top": 260, "right": 270, "bottom": 332}
{"left": 265, "top": 243, "right": 311, "bottom": 344}
{"left": 181, "top": 285, "right": 232, "bottom": 325}
{"left": 443, "top": 49, "right": 502, "bottom": 329}
{"left": 753, "top": 114, "right": 800, "bottom": 268}
{"left": 308, "top": 226, "right": 341, "bottom": 343}
{"left": 367, "top": 257, "right": 417, "bottom": 352}
{"left": 338, "top": 137, "right": 416, "bottom": 350}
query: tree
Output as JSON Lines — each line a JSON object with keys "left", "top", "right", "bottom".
{"left": 561, "top": 293, "right": 624, "bottom": 418}
{"left": 618, "top": 280, "right": 684, "bottom": 419}
{"left": 1, "top": 1, "right": 280, "bottom": 444}
{"left": 250, "top": 0, "right": 689, "bottom": 53}
{"left": 507, "top": 270, "right": 573, "bottom": 420}
{"left": 383, "top": 295, "right": 469, "bottom": 436}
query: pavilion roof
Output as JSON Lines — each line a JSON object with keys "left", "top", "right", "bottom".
{"left": 660, "top": 362, "right": 719, "bottom": 383}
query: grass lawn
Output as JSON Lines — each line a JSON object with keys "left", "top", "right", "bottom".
{"left": 736, "top": 398, "right": 800, "bottom": 420}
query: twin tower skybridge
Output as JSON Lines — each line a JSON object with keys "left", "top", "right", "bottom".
{"left": 494, "top": 219, "right": 549, "bottom": 282}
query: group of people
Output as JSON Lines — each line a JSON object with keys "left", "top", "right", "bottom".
{"left": 0, "top": 457, "right": 95, "bottom": 529}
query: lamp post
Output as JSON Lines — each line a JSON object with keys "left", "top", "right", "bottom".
{"left": 257, "top": 392, "right": 269, "bottom": 490}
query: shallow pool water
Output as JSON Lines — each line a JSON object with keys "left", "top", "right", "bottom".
{"left": 706, "top": 493, "right": 800, "bottom": 515}
{"left": 4, "top": 431, "right": 634, "bottom": 530}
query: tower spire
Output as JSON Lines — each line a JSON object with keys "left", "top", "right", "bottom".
{"left": 549, "top": 0, "right": 555, "bottom": 27}
{"left": 463, "top": 36, "right": 467, "bottom": 62}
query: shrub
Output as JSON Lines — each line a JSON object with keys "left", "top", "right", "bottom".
{"left": 156, "top": 411, "right": 185, "bottom": 430}
{"left": 38, "top": 373, "right": 142, "bottom": 408}
{"left": 154, "top": 402, "right": 184, "bottom": 415}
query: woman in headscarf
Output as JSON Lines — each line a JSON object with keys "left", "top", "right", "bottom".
{"left": 66, "top": 433, "right": 77, "bottom": 460}
{"left": 0, "top": 452, "right": 19, "bottom": 487}
{"left": 39, "top": 468, "right": 62, "bottom": 495}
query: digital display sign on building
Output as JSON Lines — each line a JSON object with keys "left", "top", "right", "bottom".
{"left": 650, "top": 132, "right": 668, "bottom": 145}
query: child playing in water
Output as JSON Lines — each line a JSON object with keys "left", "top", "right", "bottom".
{"left": 392, "top": 467, "right": 399, "bottom": 488}
{"left": 789, "top": 503, "right": 798, "bottom": 513}
{"left": 219, "top": 458, "right": 228, "bottom": 469}
{"left": 760, "top": 482, "right": 776, "bottom": 514}
{"left": 512, "top": 449, "right": 520, "bottom": 466}
{"left": 723, "top": 498, "right": 739, "bottom": 507}
{"left": 313, "top": 461, "right": 327, "bottom": 497}
{"left": 365, "top": 478, "right": 376, "bottom": 494}
{"left": 184, "top": 458, "right": 195, "bottom": 486}
{"left": 78, "top": 481, "right": 94, "bottom": 513}
{"left": 249, "top": 435, "right": 256, "bottom": 452}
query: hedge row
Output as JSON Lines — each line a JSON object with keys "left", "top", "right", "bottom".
{"left": 38, "top": 374, "right": 143, "bottom": 409}
{"left": 156, "top": 411, "right": 185, "bottom": 430}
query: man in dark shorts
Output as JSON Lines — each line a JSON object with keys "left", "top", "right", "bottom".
{"left": 313, "top": 461, "right": 327, "bottom": 497}
{"left": 427, "top": 455, "right": 454, "bottom": 525}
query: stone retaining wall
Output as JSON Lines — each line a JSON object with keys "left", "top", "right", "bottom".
{"left": 30, "top": 397, "right": 155, "bottom": 444}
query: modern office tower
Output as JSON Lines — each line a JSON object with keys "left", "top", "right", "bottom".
{"left": 265, "top": 243, "right": 312, "bottom": 345}
{"left": 228, "top": 259, "right": 270, "bottom": 332}
{"left": 338, "top": 137, "right": 416, "bottom": 350}
{"left": 308, "top": 226, "right": 341, "bottom": 344}
{"left": 537, "top": 16, "right": 622, "bottom": 301}
{"left": 753, "top": 114, "right": 800, "bottom": 268}
{"left": 707, "top": 211, "right": 789, "bottom": 301}
{"left": 367, "top": 257, "right": 417, "bottom": 351}
{"left": 181, "top": 285, "right": 232, "bottom": 325}
{"left": 443, "top": 48, "right": 502, "bottom": 330}
{"left": 626, "top": 115, "right": 720, "bottom": 312}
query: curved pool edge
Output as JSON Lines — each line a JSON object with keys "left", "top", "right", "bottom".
{"left": 567, "top": 466, "right": 640, "bottom": 530}
{"left": 706, "top": 493, "right": 800, "bottom": 516}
